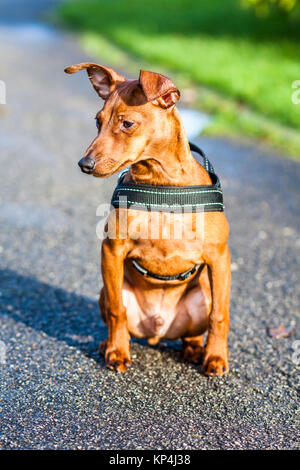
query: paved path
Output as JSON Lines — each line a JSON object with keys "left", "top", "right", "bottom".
{"left": 0, "top": 0, "right": 299, "bottom": 450}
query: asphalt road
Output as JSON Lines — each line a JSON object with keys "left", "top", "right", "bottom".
{"left": 0, "top": 0, "right": 299, "bottom": 450}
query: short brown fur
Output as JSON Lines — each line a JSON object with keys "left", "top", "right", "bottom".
{"left": 65, "top": 63, "right": 231, "bottom": 375}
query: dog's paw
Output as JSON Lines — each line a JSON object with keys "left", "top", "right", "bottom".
{"left": 100, "top": 344, "right": 130, "bottom": 373}
{"left": 182, "top": 341, "right": 204, "bottom": 364}
{"left": 202, "top": 354, "right": 228, "bottom": 376}
{"left": 106, "top": 349, "right": 131, "bottom": 373}
{"left": 99, "top": 340, "right": 131, "bottom": 372}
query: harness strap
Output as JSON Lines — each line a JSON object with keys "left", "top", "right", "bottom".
{"left": 189, "top": 141, "right": 215, "bottom": 174}
{"left": 111, "top": 142, "right": 224, "bottom": 213}
{"left": 132, "top": 259, "right": 201, "bottom": 282}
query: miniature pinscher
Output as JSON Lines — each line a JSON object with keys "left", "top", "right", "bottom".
{"left": 65, "top": 63, "right": 230, "bottom": 375}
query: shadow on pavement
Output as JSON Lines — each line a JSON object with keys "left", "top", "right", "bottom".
{"left": 0, "top": 268, "right": 106, "bottom": 362}
{"left": 0, "top": 268, "right": 190, "bottom": 369}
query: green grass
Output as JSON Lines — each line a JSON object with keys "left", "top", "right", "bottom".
{"left": 56, "top": 0, "right": 300, "bottom": 157}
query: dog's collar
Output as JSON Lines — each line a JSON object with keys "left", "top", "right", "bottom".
{"left": 111, "top": 142, "right": 224, "bottom": 213}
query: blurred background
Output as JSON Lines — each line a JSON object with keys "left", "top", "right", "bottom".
{"left": 0, "top": 0, "right": 299, "bottom": 450}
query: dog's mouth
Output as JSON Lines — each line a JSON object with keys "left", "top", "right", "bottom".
{"left": 80, "top": 166, "right": 95, "bottom": 175}
{"left": 92, "top": 158, "right": 134, "bottom": 177}
{"left": 78, "top": 155, "right": 135, "bottom": 177}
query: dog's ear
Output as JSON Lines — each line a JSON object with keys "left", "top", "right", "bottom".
{"left": 64, "top": 62, "right": 126, "bottom": 100}
{"left": 139, "top": 70, "right": 180, "bottom": 109}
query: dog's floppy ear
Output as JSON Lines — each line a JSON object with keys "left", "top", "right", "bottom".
{"left": 139, "top": 70, "right": 180, "bottom": 109}
{"left": 64, "top": 62, "right": 126, "bottom": 100}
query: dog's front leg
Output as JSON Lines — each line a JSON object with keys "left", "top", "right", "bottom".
{"left": 202, "top": 243, "right": 231, "bottom": 376}
{"left": 100, "top": 238, "right": 131, "bottom": 372}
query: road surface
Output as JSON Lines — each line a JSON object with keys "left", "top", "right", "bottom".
{"left": 0, "top": 0, "right": 299, "bottom": 450}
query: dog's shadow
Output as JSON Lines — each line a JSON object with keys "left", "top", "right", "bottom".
{"left": 0, "top": 268, "right": 200, "bottom": 371}
{"left": 0, "top": 268, "right": 107, "bottom": 364}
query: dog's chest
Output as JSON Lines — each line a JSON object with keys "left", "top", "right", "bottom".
{"left": 125, "top": 210, "right": 205, "bottom": 271}
{"left": 125, "top": 210, "right": 206, "bottom": 242}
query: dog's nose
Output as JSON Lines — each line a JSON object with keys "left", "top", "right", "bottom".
{"left": 78, "top": 157, "right": 96, "bottom": 174}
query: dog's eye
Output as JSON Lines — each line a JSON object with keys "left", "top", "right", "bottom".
{"left": 95, "top": 118, "right": 101, "bottom": 130}
{"left": 122, "top": 120, "right": 134, "bottom": 129}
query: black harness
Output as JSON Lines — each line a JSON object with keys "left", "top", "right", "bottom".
{"left": 111, "top": 142, "right": 224, "bottom": 282}
{"left": 132, "top": 259, "right": 202, "bottom": 282}
{"left": 111, "top": 143, "right": 224, "bottom": 213}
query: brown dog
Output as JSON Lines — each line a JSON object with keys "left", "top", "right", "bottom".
{"left": 65, "top": 63, "right": 230, "bottom": 376}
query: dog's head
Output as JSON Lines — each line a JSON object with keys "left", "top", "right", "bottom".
{"left": 64, "top": 63, "right": 180, "bottom": 177}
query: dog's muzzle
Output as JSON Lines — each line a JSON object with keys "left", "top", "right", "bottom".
{"left": 78, "top": 157, "right": 96, "bottom": 174}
